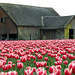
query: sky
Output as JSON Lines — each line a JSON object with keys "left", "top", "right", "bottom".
{"left": 0, "top": 0, "right": 75, "bottom": 16}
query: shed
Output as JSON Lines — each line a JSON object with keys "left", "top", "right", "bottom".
{"left": 41, "top": 16, "right": 75, "bottom": 39}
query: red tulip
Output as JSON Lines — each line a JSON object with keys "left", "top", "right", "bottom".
{"left": 48, "top": 53, "right": 51, "bottom": 56}
{"left": 46, "top": 66, "right": 49, "bottom": 69}
{"left": 24, "top": 70, "right": 28, "bottom": 75}
{"left": 8, "top": 61, "right": 12, "bottom": 64}
{"left": 17, "top": 60, "right": 21, "bottom": 63}
{"left": 57, "top": 52, "right": 61, "bottom": 57}
{"left": 0, "top": 60, "right": 4, "bottom": 68}
{"left": 2, "top": 65, "right": 8, "bottom": 71}
{"left": 44, "top": 57, "right": 48, "bottom": 61}
{"left": 37, "top": 54, "right": 43, "bottom": 60}
{"left": 26, "top": 66, "right": 31, "bottom": 70}
{"left": 56, "top": 65, "right": 61, "bottom": 70}
{"left": 24, "top": 66, "right": 33, "bottom": 75}
{"left": 63, "top": 61, "right": 68, "bottom": 65}
{"left": 49, "top": 66, "right": 55, "bottom": 73}
{"left": 17, "top": 62, "right": 23, "bottom": 69}
{"left": 34, "top": 61, "right": 36, "bottom": 64}
{"left": 72, "top": 65, "right": 75, "bottom": 74}
{"left": 32, "top": 67, "right": 36, "bottom": 72}
{"left": 7, "top": 64, "right": 12, "bottom": 69}
{"left": 55, "top": 56, "right": 61, "bottom": 61}
{"left": 15, "top": 54, "right": 19, "bottom": 59}
{"left": 62, "top": 55, "right": 67, "bottom": 60}
{"left": 20, "top": 56, "right": 26, "bottom": 63}
{"left": 64, "top": 68, "right": 72, "bottom": 75}
{"left": 36, "top": 67, "right": 47, "bottom": 75}
{"left": 27, "top": 58, "right": 31, "bottom": 61}
{"left": 56, "top": 70, "right": 61, "bottom": 75}
{"left": 12, "top": 64, "right": 16, "bottom": 67}
{"left": 41, "top": 51, "right": 46, "bottom": 55}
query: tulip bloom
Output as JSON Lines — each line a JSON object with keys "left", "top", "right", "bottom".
{"left": 17, "top": 62, "right": 23, "bottom": 69}
{"left": 2, "top": 65, "right": 8, "bottom": 71}
{"left": 8, "top": 61, "right": 12, "bottom": 64}
{"left": 36, "top": 67, "right": 47, "bottom": 75}
{"left": 63, "top": 61, "right": 68, "bottom": 65}
{"left": 64, "top": 68, "right": 72, "bottom": 75}
{"left": 37, "top": 54, "right": 43, "bottom": 60}
{"left": 24, "top": 66, "right": 34, "bottom": 75}
{"left": 44, "top": 57, "right": 48, "bottom": 61}
{"left": 49, "top": 66, "right": 61, "bottom": 75}
{"left": 20, "top": 56, "right": 26, "bottom": 63}
{"left": 7, "top": 64, "right": 12, "bottom": 69}
{"left": 62, "top": 55, "right": 67, "bottom": 60}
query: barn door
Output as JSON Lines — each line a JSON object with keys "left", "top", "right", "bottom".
{"left": 9, "top": 34, "right": 18, "bottom": 40}
{"left": 69, "top": 29, "right": 74, "bottom": 39}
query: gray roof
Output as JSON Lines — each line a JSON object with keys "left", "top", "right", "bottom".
{"left": 41, "top": 16, "right": 74, "bottom": 29}
{"left": 0, "top": 3, "right": 59, "bottom": 26}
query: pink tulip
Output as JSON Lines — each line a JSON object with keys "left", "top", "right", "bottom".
{"left": 64, "top": 68, "right": 72, "bottom": 75}
{"left": 49, "top": 66, "right": 55, "bottom": 73}
{"left": 8, "top": 61, "right": 12, "bottom": 64}
{"left": 17, "top": 62, "right": 23, "bottom": 69}
{"left": 20, "top": 56, "right": 26, "bottom": 63}
{"left": 2, "top": 65, "right": 8, "bottom": 71}
{"left": 37, "top": 54, "right": 43, "bottom": 60}
{"left": 36, "top": 67, "right": 47, "bottom": 75}
{"left": 24, "top": 66, "right": 34, "bottom": 75}
{"left": 62, "top": 55, "right": 67, "bottom": 60}
{"left": 44, "top": 57, "right": 48, "bottom": 61}
{"left": 7, "top": 64, "right": 12, "bottom": 69}
{"left": 63, "top": 61, "right": 68, "bottom": 65}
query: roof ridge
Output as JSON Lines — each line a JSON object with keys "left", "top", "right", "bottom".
{"left": 42, "top": 15, "right": 74, "bottom": 18}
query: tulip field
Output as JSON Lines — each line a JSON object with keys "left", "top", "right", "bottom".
{"left": 0, "top": 40, "right": 75, "bottom": 75}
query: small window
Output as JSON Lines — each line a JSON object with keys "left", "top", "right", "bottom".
{"left": 1, "top": 18, "right": 3, "bottom": 23}
{"left": 1, "top": 18, "right": 5, "bottom": 23}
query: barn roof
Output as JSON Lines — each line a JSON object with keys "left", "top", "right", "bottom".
{"left": 41, "top": 16, "right": 74, "bottom": 29}
{"left": 0, "top": 3, "right": 59, "bottom": 26}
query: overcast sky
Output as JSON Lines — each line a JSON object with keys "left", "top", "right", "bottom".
{"left": 0, "top": 0, "right": 75, "bottom": 16}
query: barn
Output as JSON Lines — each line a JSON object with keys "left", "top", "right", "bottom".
{"left": 40, "top": 16, "right": 75, "bottom": 39}
{"left": 0, "top": 3, "right": 75, "bottom": 40}
{"left": 0, "top": 3, "right": 59, "bottom": 40}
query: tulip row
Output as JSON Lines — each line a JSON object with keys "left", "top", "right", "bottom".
{"left": 0, "top": 71, "right": 18, "bottom": 75}
{"left": 1, "top": 61, "right": 75, "bottom": 75}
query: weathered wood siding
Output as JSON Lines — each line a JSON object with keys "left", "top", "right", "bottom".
{"left": 0, "top": 7, "right": 18, "bottom": 40}
{"left": 64, "top": 17, "right": 75, "bottom": 39}
{"left": 0, "top": 7, "right": 18, "bottom": 34}
{"left": 18, "top": 26, "right": 41, "bottom": 40}
{"left": 41, "top": 29, "right": 64, "bottom": 39}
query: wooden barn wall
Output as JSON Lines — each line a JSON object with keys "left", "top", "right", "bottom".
{"left": 18, "top": 26, "right": 41, "bottom": 40}
{"left": 41, "top": 29, "right": 64, "bottom": 40}
{"left": 0, "top": 7, "right": 18, "bottom": 34}
{"left": 0, "top": 7, "right": 18, "bottom": 40}
{"left": 56, "top": 29, "right": 64, "bottom": 39}
{"left": 64, "top": 17, "right": 75, "bottom": 39}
